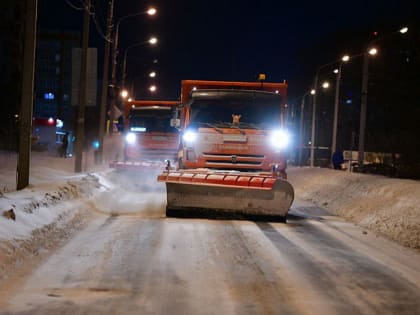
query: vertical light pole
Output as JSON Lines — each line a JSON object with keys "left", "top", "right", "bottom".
{"left": 74, "top": 0, "right": 91, "bottom": 173}
{"left": 331, "top": 55, "right": 350, "bottom": 157}
{"left": 17, "top": 0, "right": 38, "bottom": 190}
{"left": 97, "top": 0, "right": 114, "bottom": 164}
{"left": 298, "top": 89, "right": 315, "bottom": 166}
{"left": 310, "top": 58, "right": 342, "bottom": 167}
{"left": 357, "top": 26, "right": 407, "bottom": 171}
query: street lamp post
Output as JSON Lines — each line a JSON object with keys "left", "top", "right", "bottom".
{"left": 298, "top": 89, "right": 315, "bottom": 166}
{"left": 357, "top": 27, "right": 408, "bottom": 171}
{"left": 331, "top": 55, "right": 350, "bottom": 157}
{"left": 310, "top": 59, "right": 341, "bottom": 166}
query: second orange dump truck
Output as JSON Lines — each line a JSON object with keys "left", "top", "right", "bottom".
{"left": 110, "top": 100, "right": 180, "bottom": 170}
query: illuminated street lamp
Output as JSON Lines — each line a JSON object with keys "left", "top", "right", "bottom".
{"left": 331, "top": 55, "right": 350, "bottom": 157}
{"left": 120, "top": 89, "right": 128, "bottom": 98}
{"left": 149, "top": 85, "right": 157, "bottom": 92}
{"left": 148, "top": 37, "right": 158, "bottom": 45}
{"left": 149, "top": 71, "right": 156, "bottom": 78}
{"left": 147, "top": 8, "right": 157, "bottom": 15}
{"left": 358, "top": 27, "right": 408, "bottom": 171}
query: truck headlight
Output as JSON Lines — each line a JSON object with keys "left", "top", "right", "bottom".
{"left": 125, "top": 132, "right": 136, "bottom": 145}
{"left": 183, "top": 130, "right": 197, "bottom": 143}
{"left": 270, "top": 129, "right": 290, "bottom": 149}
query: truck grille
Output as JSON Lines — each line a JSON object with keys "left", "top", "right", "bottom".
{"left": 202, "top": 152, "right": 265, "bottom": 167}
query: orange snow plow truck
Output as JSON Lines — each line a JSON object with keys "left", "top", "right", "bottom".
{"left": 158, "top": 79, "right": 294, "bottom": 220}
{"left": 109, "top": 100, "right": 180, "bottom": 170}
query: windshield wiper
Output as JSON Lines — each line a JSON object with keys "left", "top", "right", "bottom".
{"left": 237, "top": 122, "right": 263, "bottom": 130}
{"left": 197, "top": 122, "right": 224, "bottom": 134}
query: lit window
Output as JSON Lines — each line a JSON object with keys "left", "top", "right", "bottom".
{"left": 44, "top": 93, "right": 55, "bottom": 100}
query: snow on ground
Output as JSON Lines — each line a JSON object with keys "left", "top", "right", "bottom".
{"left": 0, "top": 149, "right": 419, "bottom": 282}
{"left": 288, "top": 167, "right": 420, "bottom": 250}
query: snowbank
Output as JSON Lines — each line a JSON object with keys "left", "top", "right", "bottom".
{"left": 288, "top": 167, "right": 420, "bottom": 250}
{"left": 0, "top": 151, "right": 108, "bottom": 282}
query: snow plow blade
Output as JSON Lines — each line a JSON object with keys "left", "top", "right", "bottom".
{"left": 157, "top": 170, "right": 294, "bottom": 221}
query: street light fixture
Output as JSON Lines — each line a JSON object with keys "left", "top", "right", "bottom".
{"left": 149, "top": 85, "right": 157, "bottom": 92}
{"left": 120, "top": 89, "right": 128, "bottom": 98}
{"left": 148, "top": 37, "right": 158, "bottom": 45}
{"left": 147, "top": 8, "right": 157, "bottom": 15}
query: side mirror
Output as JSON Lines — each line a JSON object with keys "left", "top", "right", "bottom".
{"left": 170, "top": 118, "right": 180, "bottom": 128}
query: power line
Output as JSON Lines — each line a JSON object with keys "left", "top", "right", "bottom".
{"left": 64, "top": 0, "right": 84, "bottom": 11}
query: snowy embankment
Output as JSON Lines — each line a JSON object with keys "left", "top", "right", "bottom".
{"left": 288, "top": 167, "right": 420, "bottom": 251}
{"left": 0, "top": 151, "right": 109, "bottom": 283}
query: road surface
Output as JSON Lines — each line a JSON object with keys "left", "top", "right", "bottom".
{"left": 1, "top": 198, "right": 420, "bottom": 314}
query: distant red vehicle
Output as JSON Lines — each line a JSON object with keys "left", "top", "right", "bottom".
{"left": 32, "top": 117, "right": 72, "bottom": 155}
{"left": 32, "top": 117, "right": 57, "bottom": 151}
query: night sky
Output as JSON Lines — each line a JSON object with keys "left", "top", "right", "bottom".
{"left": 38, "top": 0, "right": 419, "bottom": 101}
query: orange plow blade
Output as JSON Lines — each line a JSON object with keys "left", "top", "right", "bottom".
{"left": 157, "top": 170, "right": 294, "bottom": 221}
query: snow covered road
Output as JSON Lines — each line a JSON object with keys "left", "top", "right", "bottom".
{"left": 1, "top": 202, "right": 420, "bottom": 314}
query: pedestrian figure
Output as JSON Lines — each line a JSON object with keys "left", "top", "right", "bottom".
{"left": 61, "top": 132, "right": 69, "bottom": 157}
{"left": 332, "top": 149, "right": 344, "bottom": 170}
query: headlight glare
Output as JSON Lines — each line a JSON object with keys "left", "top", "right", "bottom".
{"left": 125, "top": 132, "right": 136, "bottom": 144}
{"left": 270, "top": 129, "right": 290, "bottom": 149}
{"left": 183, "top": 130, "right": 197, "bottom": 143}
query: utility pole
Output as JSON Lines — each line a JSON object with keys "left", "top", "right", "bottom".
{"left": 74, "top": 0, "right": 91, "bottom": 172}
{"left": 331, "top": 62, "right": 343, "bottom": 156}
{"left": 298, "top": 94, "right": 307, "bottom": 166}
{"left": 109, "top": 14, "right": 120, "bottom": 132}
{"left": 358, "top": 52, "right": 369, "bottom": 172}
{"left": 310, "top": 74, "right": 319, "bottom": 167}
{"left": 17, "top": 0, "right": 38, "bottom": 190}
{"left": 97, "top": 0, "right": 114, "bottom": 164}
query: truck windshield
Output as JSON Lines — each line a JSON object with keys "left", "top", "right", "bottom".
{"left": 189, "top": 94, "right": 282, "bottom": 129}
{"left": 128, "top": 108, "right": 178, "bottom": 133}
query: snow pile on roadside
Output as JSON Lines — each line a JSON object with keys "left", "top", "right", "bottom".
{"left": 0, "top": 174, "right": 104, "bottom": 239}
{"left": 288, "top": 167, "right": 420, "bottom": 251}
{"left": 0, "top": 151, "right": 108, "bottom": 282}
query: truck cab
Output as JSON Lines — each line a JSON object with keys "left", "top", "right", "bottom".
{"left": 175, "top": 80, "right": 291, "bottom": 176}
